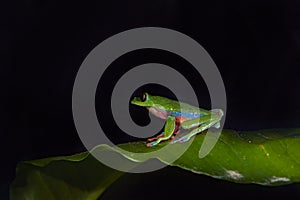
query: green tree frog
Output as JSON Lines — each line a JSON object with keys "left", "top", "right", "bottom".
{"left": 131, "top": 93, "right": 224, "bottom": 147}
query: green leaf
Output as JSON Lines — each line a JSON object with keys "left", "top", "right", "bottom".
{"left": 10, "top": 151, "right": 123, "bottom": 200}
{"left": 10, "top": 129, "right": 300, "bottom": 199}
{"left": 114, "top": 129, "right": 300, "bottom": 186}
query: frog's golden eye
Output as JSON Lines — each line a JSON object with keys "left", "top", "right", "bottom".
{"left": 141, "top": 93, "right": 147, "bottom": 102}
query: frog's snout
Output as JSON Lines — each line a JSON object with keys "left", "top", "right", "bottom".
{"left": 131, "top": 97, "right": 141, "bottom": 105}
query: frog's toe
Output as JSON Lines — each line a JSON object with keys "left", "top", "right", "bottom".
{"left": 213, "top": 122, "right": 220, "bottom": 129}
{"left": 171, "top": 135, "right": 189, "bottom": 144}
{"left": 146, "top": 140, "right": 159, "bottom": 147}
{"left": 170, "top": 140, "right": 177, "bottom": 144}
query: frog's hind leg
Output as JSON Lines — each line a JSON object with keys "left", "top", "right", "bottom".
{"left": 171, "top": 120, "right": 181, "bottom": 139}
{"left": 210, "top": 109, "right": 223, "bottom": 129}
{"left": 172, "top": 109, "right": 223, "bottom": 144}
{"left": 147, "top": 133, "right": 165, "bottom": 142}
{"left": 171, "top": 118, "right": 220, "bottom": 144}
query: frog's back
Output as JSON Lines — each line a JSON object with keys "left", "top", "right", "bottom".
{"left": 151, "top": 95, "right": 210, "bottom": 118}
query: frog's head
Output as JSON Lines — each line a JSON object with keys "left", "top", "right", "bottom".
{"left": 131, "top": 92, "right": 154, "bottom": 107}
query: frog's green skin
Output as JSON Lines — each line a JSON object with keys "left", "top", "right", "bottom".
{"left": 131, "top": 93, "right": 223, "bottom": 147}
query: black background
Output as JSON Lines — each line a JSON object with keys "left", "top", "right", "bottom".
{"left": 2, "top": 0, "right": 300, "bottom": 199}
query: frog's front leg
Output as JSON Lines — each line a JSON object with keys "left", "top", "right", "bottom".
{"left": 147, "top": 116, "right": 176, "bottom": 147}
{"left": 171, "top": 109, "right": 223, "bottom": 144}
{"left": 147, "top": 133, "right": 165, "bottom": 142}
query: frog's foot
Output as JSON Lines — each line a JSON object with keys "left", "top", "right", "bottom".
{"left": 171, "top": 126, "right": 207, "bottom": 144}
{"left": 147, "top": 132, "right": 165, "bottom": 142}
{"left": 147, "top": 140, "right": 159, "bottom": 147}
{"left": 171, "top": 135, "right": 190, "bottom": 144}
{"left": 147, "top": 132, "right": 167, "bottom": 147}
{"left": 213, "top": 122, "right": 220, "bottom": 129}
{"left": 210, "top": 109, "right": 223, "bottom": 129}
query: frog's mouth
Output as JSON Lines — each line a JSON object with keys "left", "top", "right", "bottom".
{"left": 147, "top": 107, "right": 168, "bottom": 120}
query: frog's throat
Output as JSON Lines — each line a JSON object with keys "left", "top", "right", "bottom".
{"left": 147, "top": 107, "right": 168, "bottom": 120}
